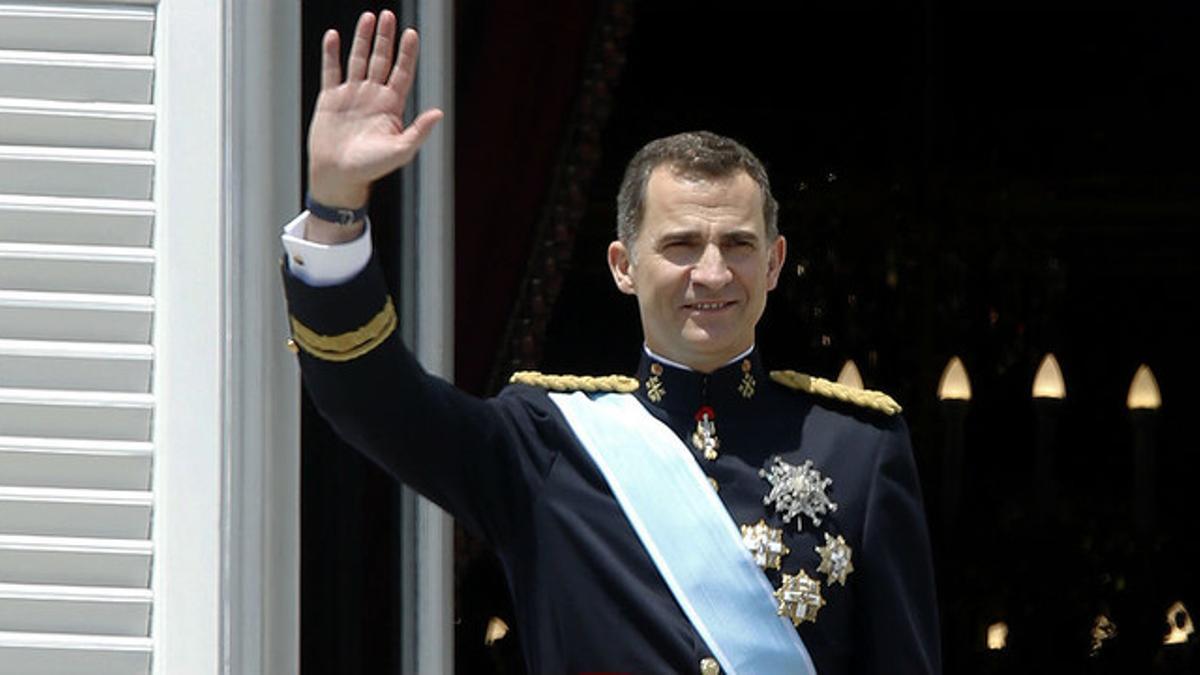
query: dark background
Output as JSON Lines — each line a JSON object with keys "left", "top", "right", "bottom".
{"left": 300, "top": 2, "right": 1200, "bottom": 673}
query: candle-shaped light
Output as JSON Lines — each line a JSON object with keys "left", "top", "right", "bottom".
{"left": 1163, "top": 601, "right": 1194, "bottom": 645}
{"left": 1032, "top": 354, "right": 1066, "bottom": 517}
{"left": 987, "top": 621, "right": 1008, "bottom": 651}
{"left": 1127, "top": 364, "right": 1162, "bottom": 410}
{"left": 1127, "top": 364, "right": 1161, "bottom": 539}
{"left": 939, "top": 357, "right": 973, "bottom": 401}
{"left": 1032, "top": 354, "right": 1066, "bottom": 399}
{"left": 837, "top": 359, "right": 864, "bottom": 389}
{"left": 1090, "top": 613, "right": 1117, "bottom": 656}
{"left": 484, "top": 616, "right": 510, "bottom": 646}
{"left": 937, "top": 357, "right": 971, "bottom": 535}
{"left": 1155, "top": 601, "right": 1195, "bottom": 668}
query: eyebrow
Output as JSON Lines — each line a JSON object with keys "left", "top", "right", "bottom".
{"left": 657, "top": 230, "right": 702, "bottom": 246}
{"left": 720, "top": 230, "right": 760, "bottom": 245}
{"left": 654, "top": 227, "right": 762, "bottom": 250}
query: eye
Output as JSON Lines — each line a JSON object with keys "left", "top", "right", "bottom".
{"left": 661, "top": 238, "right": 697, "bottom": 251}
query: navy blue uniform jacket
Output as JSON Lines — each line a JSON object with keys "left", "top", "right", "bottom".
{"left": 283, "top": 255, "right": 941, "bottom": 674}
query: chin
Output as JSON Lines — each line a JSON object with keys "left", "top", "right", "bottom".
{"left": 682, "top": 324, "right": 735, "bottom": 346}
{"left": 680, "top": 335, "right": 742, "bottom": 362}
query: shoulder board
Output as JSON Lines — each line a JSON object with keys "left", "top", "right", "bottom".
{"left": 509, "top": 371, "right": 639, "bottom": 394}
{"left": 769, "top": 370, "right": 902, "bottom": 416}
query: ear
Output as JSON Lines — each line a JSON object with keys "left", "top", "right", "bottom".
{"left": 765, "top": 235, "right": 787, "bottom": 291}
{"left": 607, "top": 240, "right": 637, "bottom": 295}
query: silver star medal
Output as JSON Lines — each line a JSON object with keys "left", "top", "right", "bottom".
{"left": 760, "top": 456, "right": 837, "bottom": 531}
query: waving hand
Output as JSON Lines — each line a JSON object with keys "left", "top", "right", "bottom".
{"left": 307, "top": 11, "right": 443, "bottom": 234}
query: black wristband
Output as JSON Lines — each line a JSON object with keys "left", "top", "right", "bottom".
{"left": 305, "top": 192, "right": 367, "bottom": 227}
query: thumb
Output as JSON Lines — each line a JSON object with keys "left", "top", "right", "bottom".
{"left": 399, "top": 108, "right": 444, "bottom": 153}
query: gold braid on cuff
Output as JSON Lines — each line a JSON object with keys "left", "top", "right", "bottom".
{"left": 289, "top": 297, "right": 398, "bottom": 362}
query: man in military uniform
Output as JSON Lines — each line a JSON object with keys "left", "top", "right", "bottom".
{"left": 282, "top": 11, "right": 941, "bottom": 674}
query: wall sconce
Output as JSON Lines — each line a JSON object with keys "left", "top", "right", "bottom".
{"left": 1127, "top": 364, "right": 1161, "bottom": 537}
{"left": 837, "top": 359, "right": 863, "bottom": 389}
{"left": 1032, "top": 353, "right": 1065, "bottom": 515}
{"left": 937, "top": 356, "right": 970, "bottom": 534}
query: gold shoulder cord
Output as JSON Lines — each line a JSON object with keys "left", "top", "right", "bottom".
{"left": 509, "top": 371, "right": 639, "bottom": 393}
{"left": 769, "top": 370, "right": 902, "bottom": 416}
{"left": 289, "top": 297, "right": 398, "bottom": 362}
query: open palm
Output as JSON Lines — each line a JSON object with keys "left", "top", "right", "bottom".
{"left": 307, "top": 11, "right": 443, "bottom": 207}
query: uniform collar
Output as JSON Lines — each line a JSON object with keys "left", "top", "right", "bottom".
{"left": 635, "top": 346, "right": 768, "bottom": 416}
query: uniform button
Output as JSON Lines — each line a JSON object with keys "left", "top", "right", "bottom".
{"left": 708, "top": 477, "right": 719, "bottom": 492}
{"left": 700, "top": 656, "right": 720, "bottom": 674}
{"left": 286, "top": 338, "right": 299, "bottom": 354}
{"left": 293, "top": 255, "right": 306, "bottom": 266}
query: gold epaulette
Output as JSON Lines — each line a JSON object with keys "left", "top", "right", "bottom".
{"left": 288, "top": 297, "right": 398, "bottom": 362}
{"left": 769, "top": 370, "right": 902, "bottom": 416}
{"left": 509, "top": 371, "right": 639, "bottom": 393}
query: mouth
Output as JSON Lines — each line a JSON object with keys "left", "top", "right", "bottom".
{"left": 683, "top": 300, "right": 736, "bottom": 313}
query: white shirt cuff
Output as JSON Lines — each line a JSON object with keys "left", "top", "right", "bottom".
{"left": 281, "top": 211, "right": 373, "bottom": 286}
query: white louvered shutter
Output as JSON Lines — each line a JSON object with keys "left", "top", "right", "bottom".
{"left": 0, "top": 2, "right": 157, "bottom": 673}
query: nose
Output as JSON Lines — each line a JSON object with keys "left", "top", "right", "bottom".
{"left": 690, "top": 243, "right": 733, "bottom": 289}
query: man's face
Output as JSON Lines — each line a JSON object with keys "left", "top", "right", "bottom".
{"left": 608, "top": 166, "right": 786, "bottom": 373}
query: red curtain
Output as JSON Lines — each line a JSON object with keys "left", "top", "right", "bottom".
{"left": 454, "top": 2, "right": 599, "bottom": 395}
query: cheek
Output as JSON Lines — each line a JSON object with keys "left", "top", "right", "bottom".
{"left": 642, "top": 265, "right": 683, "bottom": 294}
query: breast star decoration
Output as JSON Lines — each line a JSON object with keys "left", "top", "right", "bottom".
{"left": 815, "top": 533, "right": 854, "bottom": 586}
{"left": 759, "top": 457, "right": 837, "bottom": 532}
{"left": 774, "top": 569, "right": 825, "bottom": 626}
{"left": 740, "top": 519, "right": 790, "bottom": 571}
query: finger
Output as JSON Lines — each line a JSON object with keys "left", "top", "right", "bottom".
{"left": 346, "top": 12, "right": 375, "bottom": 81}
{"left": 387, "top": 28, "right": 419, "bottom": 98}
{"left": 367, "top": 10, "right": 397, "bottom": 83}
{"left": 320, "top": 29, "right": 341, "bottom": 90}
{"left": 396, "top": 108, "right": 444, "bottom": 157}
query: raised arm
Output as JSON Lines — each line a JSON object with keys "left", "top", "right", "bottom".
{"left": 304, "top": 10, "right": 443, "bottom": 244}
{"left": 284, "top": 13, "right": 551, "bottom": 547}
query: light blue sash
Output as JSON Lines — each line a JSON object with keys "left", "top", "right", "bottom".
{"left": 549, "top": 391, "right": 817, "bottom": 675}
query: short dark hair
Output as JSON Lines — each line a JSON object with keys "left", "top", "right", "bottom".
{"left": 616, "top": 131, "right": 779, "bottom": 248}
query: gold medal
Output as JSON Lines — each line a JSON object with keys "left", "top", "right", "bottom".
{"left": 774, "top": 570, "right": 825, "bottom": 626}
{"left": 740, "top": 519, "right": 790, "bottom": 571}
{"left": 815, "top": 533, "right": 854, "bottom": 586}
